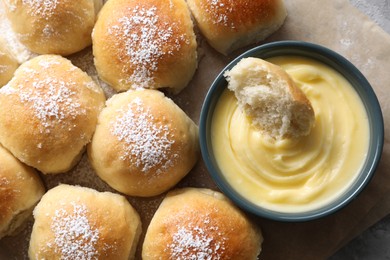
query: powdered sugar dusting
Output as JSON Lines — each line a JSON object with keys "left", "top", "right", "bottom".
{"left": 111, "top": 97, "right": 176, "bottom": 173}
{"left": 21, "top": 0, "right": 60, "bottom": 17}
{"left": 108, "top": 5, "right": 185, "bottom": 89}
{"left": 0, "top": 60, "right": 85, "bottom": 133}
{"left": 50, "top": 202, "right": 100, "bottom": 260}
{"left": 167, "top": 215, "right": 226, "bottom": 259}
{"left": 0, "top": 176, "right": 11, "bottom": 186}
{"left": 202, "top": 0, "right": 234, "bottom": 27}
{"left": 19, "top": 78, "right": 82, "bottom": 130}
{"left": 0, "top": 64, "right": 10, "bottom": 74}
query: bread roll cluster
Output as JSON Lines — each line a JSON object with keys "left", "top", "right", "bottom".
{"left": 0, "top": 0, "right": 286, "bottom": 257}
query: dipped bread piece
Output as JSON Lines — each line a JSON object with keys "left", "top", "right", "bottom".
{"left": 92, "top": 0, "right": 197, "bottom": 93}
{"left": 186, "top": 0, "right": 287, "bottom": 55}
{"left": 0, "top": 145, "right": 44, "bottom": 239}
{"left": 143, "top": 188, "right": 263, "bottom": 259}
{"left": 0, "top": 55, "right": 105, "bottom": 174}
{"left": 88, "top": 89, "right": 199, "bottom": 197}
{"left": 2, "top": 0, "right": 103, "bottom": 55}
{"left": 0, "top": 38, "right": 19, "bottom": 87}
{"left": 225, "top": 57, "right": 315, "bottom": 139}
{"left": 28, "top": 184, "right": 142, "bottom": 260}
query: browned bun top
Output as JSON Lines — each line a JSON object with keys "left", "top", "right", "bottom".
{"left": 88, "top": 89, "right": 199, "bottom": 197}
{"left": 200, "top": 0, "right": 281, "bottom": 28}
{"left": 92, "top": 0, "right": 197, "bottom": 93}
{"left": 3, "top": 0, "right": 102, "bottom": 55}
{"left": 0, "top": 55, "right": 105, "bottom": 174}
{"left": 186, "top": 0, "right": 287, "bottom": 54}
{"left": 143, "top": 188, "right": 263, "bottom": 259}
{"left": 0, "top": 144, "right": 44, "bottom": 239}
{"left": 28, "top": 184, "right": 142, "bottom": 260}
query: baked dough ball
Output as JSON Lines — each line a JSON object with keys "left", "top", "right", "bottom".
{"left": 0, "top": 55, "right": 105, "bottom": 174}
{"left": 88, "top": 89, "right": 199, "bottom": 197}
{"left": 225, "top": 57, "right": 315, "bottom": 139}
{"left": 143, "top": 188, "right": 263, "bottom": 259}
{"left": 2, "top": 0, "right": 103, "bottom": 55}
{"left": 0, "top": 145, "right": 44, "bottom": 239}
{"left": 0, "top": 38, "right": 19, "bottom": 87}
{"left": 186, "top": 0, "right": 287, "bottom": 55}
{"left": 92, "top": 0, "right": 197, "bottom": 93}
{"left": 28, "top": 184, "right": 142, "bottom": 260}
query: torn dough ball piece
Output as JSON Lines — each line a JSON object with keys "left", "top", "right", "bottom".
{"left": 88, "top": 89, "right": 199, "bottom": 197}
{"left": 0, "top": 55, "right": 105, "bottom": 174}
{"left": 3, "top": 0, "right": 103, "bottom": 55}
{"left": 92, "top": 0, "right": 198, "bottom": 93}
{"left": 225, "top": 57, "right": 315, "bottom": 139}
{"left": 28, "top": 184, "right": 142, "bottom": 260}
{"left": 186, "top": 0, "right": 287, "bottom": 55}
{"left": 0, "top": 38, "right": 19, "bottom": 87}
{"left": 0, "top": 145, "right": 44, "bottom": 239}
{"left": 143, "top": 188, "right": 263, "bottom": 259}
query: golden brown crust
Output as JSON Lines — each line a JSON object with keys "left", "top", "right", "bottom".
{"left": 88, "top": 89, "right": 199, "bottom": 197}
{"left": 0, "top": 38, "right": 19, "bottom": 87}
{"left": 0, "top": 145, "right": 44, "bottom": 239}
{"left": 0, "top": 55, "right": 105, "bottom": 174}
{"left": 143, "top": 188, "right": 263, "bottom": 259}
{"left": 28, "top": 184, "right": 142, "bottom": 260}
{"left": 92, "top": 0, "right": 197, "bottom": 93}
{"left": 3, "top": 0, "right": 100, "bottom": 55}
{"left": 187, "top": 0, "right": 287, "bottom": 54}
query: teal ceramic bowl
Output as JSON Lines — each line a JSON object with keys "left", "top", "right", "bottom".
{"left": 199, "top": 41, "right": 384, "bottom": 222}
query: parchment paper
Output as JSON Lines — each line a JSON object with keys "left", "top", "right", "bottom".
{"left": 1, "top": 0, "right": 390, "bottom": 259}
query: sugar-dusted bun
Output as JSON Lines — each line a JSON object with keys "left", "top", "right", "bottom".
{"left": 186, "top": 0, "right": 287, "bottom": 55}
{"left": 88, "top": 89, "right": 199, "bottom": 197}
{"left": 2, "top": 0, "right": 103, "bottom": 55}
{"left": 28, "top": 184, "right": 142, "bottom": 260}
{"left": 224, "top": 57, "right": 315, "bottom": 139}
{"left": 92, "top": 0, "right": 197, "bottom": 93}
{"left": 143, "top": 188, "right": 263, "bottom": 259}
{"left": 0, "top": 38, "right": 19, "bottom": 87}
{"left": 0, "top": 55, "right": 105, "bottom": 174}
{"left": 0, "top": 145, "right": 44, "bottom": 239}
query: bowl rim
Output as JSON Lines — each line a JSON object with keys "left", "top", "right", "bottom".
{"left": 199, "top": 40, "right": 384, "bottom": 222}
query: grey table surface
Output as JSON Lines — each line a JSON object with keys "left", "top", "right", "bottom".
{"left": 331, "top": 0, "right": 390, "bottom": 259}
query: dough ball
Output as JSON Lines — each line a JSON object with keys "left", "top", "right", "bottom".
{"left": 88, "top": 89, "right": 199, "bottom": 197}
{"left": 28, "top": 184, "right": 142, "bottom": 260}
{"left": 0, "top": 55, "right": 105, "bottom": 174}
{"left": 92, "top": 0, "right": 197, "bottom": 93}
{"left": 3, "top": 0, "right": 103, "bottom": 55}
{"left": 0, "top": 144, "right": 44, "bottom": 239}
{"left": 186, "top": 0, "right": 287, "bottom": 55}
{"left": 143, "top": 188, "right": 263, "bottom": 259}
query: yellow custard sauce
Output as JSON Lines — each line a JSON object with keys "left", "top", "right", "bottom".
{"left": 211, "top": 56, "right": 370, "bottom": 213}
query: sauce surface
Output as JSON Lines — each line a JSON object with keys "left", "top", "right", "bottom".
{"left": 211, "top": 56, "right": 370, "bottom": 213}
